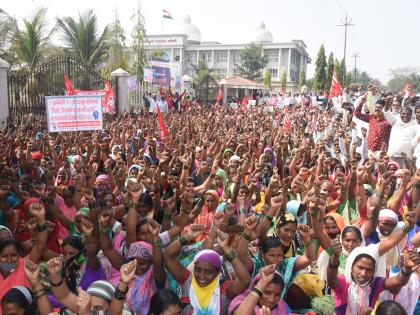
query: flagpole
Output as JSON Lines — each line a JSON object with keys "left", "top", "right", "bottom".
{"left": 161, "top": 8, "right": 164, "bottom": 34}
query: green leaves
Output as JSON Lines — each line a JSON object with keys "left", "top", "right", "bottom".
{"left": 237, "top": 44, "right": 268, "bottom": 81}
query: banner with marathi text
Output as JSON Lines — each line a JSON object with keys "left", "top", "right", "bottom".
{"left": 46, "top": 95, "right": 103, "bottom": 132}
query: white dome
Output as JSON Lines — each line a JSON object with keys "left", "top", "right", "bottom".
{"left": 252, "top": 22, "right": 273, "bottom": 43}
{"left": 181, "top": 15, "right": 202, "bottom": 42}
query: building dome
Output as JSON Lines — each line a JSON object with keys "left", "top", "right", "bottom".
{"left": 181, "top": 15, "right": 202, "bottom": 43}
{"left": 252, "top": 22, "right": 273, "bottom": 43}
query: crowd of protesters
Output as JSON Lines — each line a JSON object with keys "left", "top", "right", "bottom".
{"left": 0, "top": 85, "right": 418, "bottom": 315}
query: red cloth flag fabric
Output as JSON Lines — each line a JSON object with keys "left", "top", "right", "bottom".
{"left": 156, "top": 105, "right": 170, "bottom": 138}
{"left": 400, "top": 80, "right": 415, "bottom": 97}
{"left": 249, "top": 93, "right": 253, "bottom": 101}
{"left": 64, "top": 75, "right": 74, "bottom": 95}
{"left": 217, "top": 85, "right": 223, "bottom": 102}
{"left": 242, "top": 96, "right": 248, "bottom": 110}
{"left": 283, "top": 107, "right": 291, "bottom": 132}
{"left": 309, "top": 96, "right": 314, "bottom": 110}
{"left": 328, "top": 66, "right": 342, "bottom": 99}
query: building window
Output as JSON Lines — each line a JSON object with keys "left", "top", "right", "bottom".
{"left": 215, "top": 68, "right": 227, "bottom": 76}
{"left": 268, "top": 68, "right": 278, "bottom": 79}
{"left": 200, "top": 52, "right": 212, "bottom": 63}
{"left": 265, "top": 50, "right": 278, "bottom": 62}
{"left": 232, "top": 52, "right": 241, "bottom": 63}
{"left": 187, "top": 53, "right": 193, "bottom": 63}
{"left": 216, "top": 51, "right": 228, "bottom": 63}
{"left": 233, "top": 68, "right": 241, "bottom": 75}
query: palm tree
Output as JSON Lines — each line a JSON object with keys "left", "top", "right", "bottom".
{"left": 13, "top": 7, "right": 50, "bottom": 73}
{"left": 56, "top": 9, "right": 109, "bottom": 69}
{"left": 0, "top": 9, "right": 17, "bottom": 59}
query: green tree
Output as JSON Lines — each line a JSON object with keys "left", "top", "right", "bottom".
{"left": 0, "top": 9, "right": 17, "bottom": 62}
{"left": 298, "top": 70, "right": 306, "bottom": 89}
{"left": 237, "top": 44, "right": 268, "bottom": 81}
{"left": 340, "top": 58, "right": 348, "bottom": 86}
{"left": 193, "top": 59, "right": 215, "bottom": 102}
{"left": 326, "top": 52, "right": 334, "bottom": 90}
{"left": 280, "top": 71, "right": 287, "bottom": 92}
{"left": 264, "top": 69, "right": 272, "bottom": 89}
{"left": 313, "top": 44, "right": 327, "bottom": 91}
{"left": 56, "top": 9, "right": 109, "bottom": 68}
{"left": 387, "top": 72, "right": 420, "bottom": 93}
{"left": 101, "top": 9, "right": 129, "bottom": 79}
{"left": 12, "top": 7, "right": 50, "bottom": 73}
{"left": 130, "top": 3, "right": 147, "bottom": 81}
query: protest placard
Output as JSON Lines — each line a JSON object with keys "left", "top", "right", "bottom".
{"left": 46, "top": 95, "right": 103, "bottom": 132}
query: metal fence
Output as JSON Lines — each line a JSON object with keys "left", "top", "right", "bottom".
{"left": 7, "top": 57, "right": 114, "bottom": 124}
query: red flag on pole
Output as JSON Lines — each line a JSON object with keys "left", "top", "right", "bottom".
{"left": 328, "top": 66, "right": 342, "bottom": 99}
{"left": 64, "top": 75, "right": 74, "bottom": 95}
{"left": 309, "top": 96, "right": 314, "bottom": 110}
{"left": 400, "top": 80, "right": 415, "bottom": 97}
{"left": 242, "top": 96, "right": 248, "bottom": 110}
{"left": 283, "top": 107, "right": 291, "bottom": 132}
{"left": 156, "top": 105, "right": 170, "bottom": 138}
{"left": 217, "top": 85, "right": 223, "bottom": 102}
{"left": 249, "top": 92, "right": 253, "bottom": 101}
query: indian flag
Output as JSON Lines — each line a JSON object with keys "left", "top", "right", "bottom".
{"left": 163, "top": 9, "right": 173, "bottom": 20}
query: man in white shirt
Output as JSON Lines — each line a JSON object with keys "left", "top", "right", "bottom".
{"left": 412, "top": 103, "right": 420, "bottom": 168}
{"left": 158, "top": 96, "right": 169, "bottom": 113}
{"left": 385, "top": 106, "right": 417, "bottom": 166}
{"left": 148, "top": 94, "right": 157, "bottom": 113}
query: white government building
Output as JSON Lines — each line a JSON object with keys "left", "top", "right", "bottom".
{"left": 145, "top": 15, "right": 311, "bottom": 91}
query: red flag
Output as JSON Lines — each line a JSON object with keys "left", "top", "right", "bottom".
{"left": 328, "top": 66, "right": 342, "bottom": 99}
{"left": 249, "top": 93, "right": 253, "bottom": 101}
{"left": 217, "top": 85, "right": 223, "bottom": 102}
{"left": 400, "top": 80, "right": 415, "bottom": 97}
{"left": 242, "top": 96, "right": 248, "bottom": 110}
{"left": 309, "top": 96, "right": 314, "bottom": 110}
{"left": 64, "top": 75, "right": 74, "bottom": 95}
{"left": 283, "top": 107, "right": 291, "bottom": 132}
{"left": 156, "top": 105, "right": 170, "bottom": 138}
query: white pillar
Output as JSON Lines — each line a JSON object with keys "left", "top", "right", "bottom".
{"left": 227, "top": 50, "right": 230, "bottom": 76}
{"left": 287, "top": 48, "right": 292, "bottom": 82}
{"left": 0, "top": 59, "right": 9, "bottom": 124}
{"left": 111, "top": 68, "right": 130, "bottom": 113}
{"left": 211, "top": 50, "right": 215, "bottom": 69}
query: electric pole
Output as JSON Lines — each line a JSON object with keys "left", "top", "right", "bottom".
{"left": 351, "top": 53, "right": 359, "bottom": 83}
{"left": 338, "top": 13, "right": 354, "bottom": 85}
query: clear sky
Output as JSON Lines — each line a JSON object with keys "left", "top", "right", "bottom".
{"left": 1, "top": 0, "right": 419, "bottom": 84}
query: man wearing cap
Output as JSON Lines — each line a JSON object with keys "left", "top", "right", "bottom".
{"left": 354, "top": 94, "right": 392, "bottom": 159}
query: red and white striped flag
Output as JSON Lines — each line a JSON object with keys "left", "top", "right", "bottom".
{"left": 328, "top": 66, "right": 342, "bottom": 99}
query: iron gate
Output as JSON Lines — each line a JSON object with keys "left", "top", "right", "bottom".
{"left": 7, "top": 57, "right": 116, "bottom": 125}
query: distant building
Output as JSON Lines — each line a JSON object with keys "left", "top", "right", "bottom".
{"left": 145, "top": 15, "right": 311, "bottom": 91}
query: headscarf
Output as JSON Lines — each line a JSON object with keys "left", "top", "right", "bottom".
{"left": 324, "top": 212, "right": 345, "bottom": 234}
{"left": 228, "top": 271, "right": 287, "bottom": 315}
{"left": 344, "top": 244, "right": 383, "bottom": 315}
{"left": 272, "top": 213, "right": 298, "bottom": 258}
{"left": 95, "top": 174, "right": 110, "bottom": 189}
{"left": 222, "top": 148, "right": 234, "bottom": 159}
{"left": 376, "top": 209, "right": 401, "bottom": 276}
{"left": 263, "top": 147, "right": 276, "bottom": 166}
{"left": 317, "top": 225, "right": 365, "bottom": 281}
{"left": 229, "top": 155, "right": 241, "bottom": 164}
{"left": 126, "top": 165, "right": 142, "bottom": 185}
{"left": 190, "top": 250, "right": 222, "bottom": 315}
{"left": 205, "top": 190, "right": 220, "bottom": 207}
{"left": 215, "top": 169, "right": 228, "bottom": 196}
{"left": 3, "top": 285, "right": 33, "bottom": 307}
{"left": 126, "top": 241, "right": 156, "bottom": 315}
{"left": 0, "top": 226, "right": 12, "bottom": 238}
{"left": 87, "top": 280, "right": 115, "bottom": 303}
